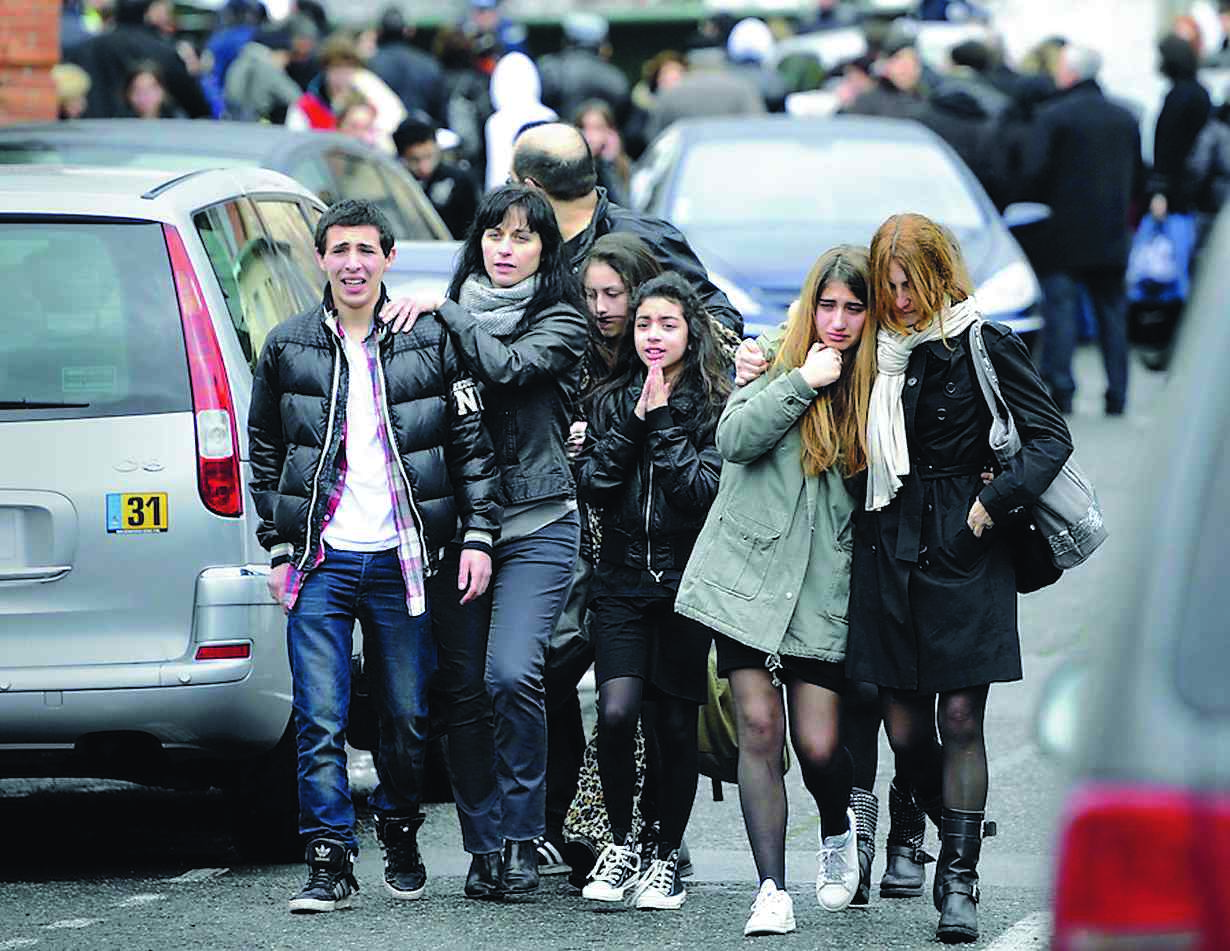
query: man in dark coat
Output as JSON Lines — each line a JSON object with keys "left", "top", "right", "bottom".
{"left": 67, "top": 0, "right": 211, "bottom": 118}
{"left": 537, "top": 13, "right": 631, "bottom": 126}
{"left": 1153, "top": 32, "right": 1212, "bottom": 213}
{"left": 511, "top": 122, "right": 743, "bottom": 336}
{"left": 392, "top": 116, "right": 480, "bottom": 239}
{"left": 1021, "top": 44, "right": 1144, "bottom": 415}
{"left": 367, "top": 7, "right": 449, "bottom": 127}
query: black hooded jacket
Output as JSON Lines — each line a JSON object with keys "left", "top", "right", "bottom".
{"left": 247, "top": 286, "right": 501, "bottom": 573}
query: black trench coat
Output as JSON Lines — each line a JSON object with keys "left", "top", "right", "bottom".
{"left": 846, "top": 322, "right": 1072, "bottom": 694}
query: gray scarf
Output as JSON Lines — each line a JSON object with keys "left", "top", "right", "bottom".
{"left": 458, "top": 273, "right": 540, "bottom": 336}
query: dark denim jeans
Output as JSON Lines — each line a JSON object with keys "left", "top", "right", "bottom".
{"left": 1040, "top": 269, "right": 1129, "bottom": 412}
{"left": 286, "top": 546, "right": 435, "bottom": 851}
{"left": 431, "top": 511, "right": 580, "bottom": 853}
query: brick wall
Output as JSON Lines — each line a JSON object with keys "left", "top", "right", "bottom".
{"left": 0, "top": 0, "right": 60, "bottom": 124}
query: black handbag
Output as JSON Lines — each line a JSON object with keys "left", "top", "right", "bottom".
{"left": 1004, "top": 511, "right": 1064, "bottom": 594}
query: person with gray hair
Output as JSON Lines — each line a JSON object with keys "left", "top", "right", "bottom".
{"left": 1019, "top": 41, "right": 1145, "bottom": 416}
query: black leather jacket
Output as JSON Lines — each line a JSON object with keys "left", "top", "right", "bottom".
{"left": 436, "top": 298, "right": 589, "bottom": 506}
{"left": 577, "top": 383, "right": 722, "bottom": 579}
{"left": 247, "top": 287, "right": 501, "bottom": 572}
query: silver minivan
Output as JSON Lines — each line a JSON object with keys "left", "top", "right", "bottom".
{"left": 0, "top": 165, "right": 333, "bottom": 860}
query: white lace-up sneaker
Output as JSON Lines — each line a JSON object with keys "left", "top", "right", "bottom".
{"left": 817, "top": 808, "right": 860, "bottom": 912}
{"left": 744, "top": 879, "right": 796, "bottom": 936}
{"left": 581, "top": 841, "right": 641, "bottom": 903}
{"left": 631, "top": 849, "right": 686, "bottom": 910}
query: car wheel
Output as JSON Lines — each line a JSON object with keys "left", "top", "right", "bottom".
{"left": 227, "top": 721, "right": 300, "bottom": 864}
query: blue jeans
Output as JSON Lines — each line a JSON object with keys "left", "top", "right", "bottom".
{"left": 431, "top": 511, "right": 580, "bottom": 852}
{"left": 1040, "top": 269, "right": 1129, "bottom": 412}
{"left": 286, "top": 546, "right": 435, "bottom": 851}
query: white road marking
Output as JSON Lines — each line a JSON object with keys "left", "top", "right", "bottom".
{"left": 164, "top": 867, "right": 229, "bottom": 883}
{"left": 44, "top": 919, "right": 102, "bottom": 930}
{"left": 987, "top": 911, "right": 1051, "bottom": 950}
{"left": 115, "top": 893, "right": 166, "bottom": 908}
{"left": 0, "top": 939, "right": 40, "bottom": 950}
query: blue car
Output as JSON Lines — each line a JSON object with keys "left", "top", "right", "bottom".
{"left": 629, "top": 115, "right": 1046, "bottom": 343}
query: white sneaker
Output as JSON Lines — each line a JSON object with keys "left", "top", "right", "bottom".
{"left": 816, "top": 808, "right": 860, "bottom": 912}
{"left": 581, "top": 842, "right": 640, "bottom": 903}
{"left": 631, "top": 850, "right": 686, "bottom": 910}
{"left": 744, "top": 880, "right": 796, "bottom": 936}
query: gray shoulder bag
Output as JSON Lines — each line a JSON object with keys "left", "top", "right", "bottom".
{"left": 967, "top": 322, "right": 1108, "bottom": 570}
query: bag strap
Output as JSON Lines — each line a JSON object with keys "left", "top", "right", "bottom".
{"left": 966, "top": 321, "right": 1022, "bottom": 461}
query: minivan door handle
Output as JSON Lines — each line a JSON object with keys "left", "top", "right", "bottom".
{"left": 0, "top": 565, "right": 73, "bottom": 582}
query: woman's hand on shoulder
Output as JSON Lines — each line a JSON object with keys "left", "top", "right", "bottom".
{"left": 799, "top": 342, "right": 842, "bottom": 390}
{"left": 381, "top": 294, "right": 446, "bottom": 334}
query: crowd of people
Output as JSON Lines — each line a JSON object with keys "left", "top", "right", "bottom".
{"left": 53, "top": 0, "right": 1222, "bottom": 943}
{"left": 247, "top": 115, "right": 1074, "bottom": 946}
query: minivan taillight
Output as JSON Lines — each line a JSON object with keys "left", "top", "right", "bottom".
{"left": 1052, "top": 783, "right": 1228, "bottom": 951}
{"left": 163, "top": 225, "right": 242, "bottom": 517}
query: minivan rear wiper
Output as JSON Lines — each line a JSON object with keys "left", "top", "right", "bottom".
{"left": 0, "top": 399, "right": 91, "bottom": 409}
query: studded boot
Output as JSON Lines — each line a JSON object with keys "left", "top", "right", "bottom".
{"left": 934, "top": 808, "right": 986, "bottom": 944}
{"left": 848, "top": 787, "right": 878, "bottom": 906}
{"left": 879, "top": 779, "right": 934, "bottom": 897}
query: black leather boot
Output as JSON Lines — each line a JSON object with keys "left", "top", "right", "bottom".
{"left": 464, "top": 850, "right": 503, "bottom": 900}
{"left": 849, "top": 787, "right": 878, "bottom": 906}
{"left": 500, "top": 839, "right": 540, "bottom": 898}
{"left": 934, "top": 808, "right": 983, "bottom": 944}
{"left": 880, "top": 780, "right": 934, "bottom": 897}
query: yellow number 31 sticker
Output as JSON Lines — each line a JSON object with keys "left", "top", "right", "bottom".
{"left": 106, "top": 493, "right": 169, "bottom": 533}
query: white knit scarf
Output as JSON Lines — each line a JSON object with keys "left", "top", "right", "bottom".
{"left": 865, "top": 297, "right": 983, "bottom": 511}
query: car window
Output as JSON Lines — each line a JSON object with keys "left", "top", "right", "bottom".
{"left": 255, "top": 199, "right": 325, "bottom": 303}
{"left": 0, "top": 219, "right": 189, "bottom": 419}
{"left": 0, "top": 144, "right": 258, "bottom": 173}
{"left": 287, "top": 154, "right": 339, "bottom": 205}
{"left": 376, "top": 162, "right": 447, "bottom": 240}
{"left": 670, "top": 138, "right": 985, "bottom": 231}
{"left": 194, "top": 198, "right": 317, "bottom": 369}
{"left": 323, "top": 148, "right": 414, "bottom": 238}
{"left": 1175, "top": 426, "right": 1230, "bottom": 717}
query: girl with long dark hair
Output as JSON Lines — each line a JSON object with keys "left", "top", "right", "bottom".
{"left": 575, "top": 272, "right": 729, "bottom": 910}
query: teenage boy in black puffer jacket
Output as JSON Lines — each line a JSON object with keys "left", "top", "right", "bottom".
{"left": 248, "top": 199, "right": 500, "bottom": 915}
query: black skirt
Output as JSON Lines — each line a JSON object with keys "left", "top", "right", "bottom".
{"left": 715, "top": 633, "right": 847, "bottom": 692}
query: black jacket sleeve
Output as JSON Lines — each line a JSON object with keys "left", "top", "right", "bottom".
{"left": 576, "top": 394, "right": 646, "bottom": 507}
{"left": 247, "top": 333, "right": 288, "bottom": 560}
{"left": 645, "top": 406, "right": 723, "bottom": 516}
{"left": 438, "top": 329, "right": 502, "bottom": 550}
{"left": 436, "top": 300, "right": 588, "bottom": 389}
{"left": 976, "top": 325, "right": 1074, "bottom": 521}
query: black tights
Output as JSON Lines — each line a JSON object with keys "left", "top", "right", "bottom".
{"left": 880, "top": 685, "right": 991, "bottom": 815}
{"left": 729, "top": 669, "right": 853, "bottom": 891}
{"left": 595, "top": 676, "right": 698, "bottom": 852}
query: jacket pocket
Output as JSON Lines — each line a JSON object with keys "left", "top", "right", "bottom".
{"left": 699, "top": 509, "right": 782, "bottom": 600}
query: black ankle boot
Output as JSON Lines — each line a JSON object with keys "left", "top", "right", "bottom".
{"left": 500, "top": 839, "right": 540, "bottom": 897}
{"left": 464, "top": 850, "right": 503, "bottom": 900}
{"left": 880, "top": 780, "right": 933, "bottom": 897}
{"left": 934, "top": 808, "right": 984, "bottom": 944}
{"left": 849, "top": 787, "right": 878, "bottom": 906}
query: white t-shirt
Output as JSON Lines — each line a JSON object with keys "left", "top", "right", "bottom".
{"left": 323, "top": 331, "right": 399, "bottom": 551}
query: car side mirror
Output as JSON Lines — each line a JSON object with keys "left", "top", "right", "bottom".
{"left": 1035, "top": 662, "right": 1088, "bottom": 764}
{"left": 1002, "top": 202, "right": 1052, "bottom": 230}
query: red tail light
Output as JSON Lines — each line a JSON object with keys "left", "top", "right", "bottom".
{"left": 1052, "top": 783, "right": 1230, "bottom": 950}
{"left": 164, "top": 225, "right": 242, "bottom": 517}
{"left": 194, "top": 643, "right": 252, "bottom": 661}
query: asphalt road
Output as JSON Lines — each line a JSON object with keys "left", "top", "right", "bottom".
{"left": 0, "top": 346, "right": 1164, "bottom": 951}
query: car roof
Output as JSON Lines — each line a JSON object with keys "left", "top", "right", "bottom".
{"left": 663, "top": 114, "right": 941, "bottom": 145}
{"left": 0, "top": 164, "right": 320, "bottom": 217}
{"left": 0, "top": 119, "right": 358, "bottom": 161}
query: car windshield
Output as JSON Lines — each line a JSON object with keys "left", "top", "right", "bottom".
{"left": 669, "top": 138, "right": 985, "bottom": 231}
{"left": 0, "top": 145, "right": 258, "bottom": 174}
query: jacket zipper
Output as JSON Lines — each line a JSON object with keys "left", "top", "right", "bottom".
{"left": 298, "top": 335, "right": 343, "bottom": 571}
{"left": 374, "top": 342, "right": 430, "bottom": 563}
{"left": 644, "top": 455, "right": 662, "bottom": 583}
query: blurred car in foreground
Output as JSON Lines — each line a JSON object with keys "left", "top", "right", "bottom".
{"left": 0, "top": 165, "right": 335, "bottom": 860}
{"left": 0, "top": 119, "right": 460, "bottom": 299}
{"left": 629, "top": 115, "right": 1045, "bottom": 341}
{"left": 1037, "top": 209, "right": 1230, "bottom": 950}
